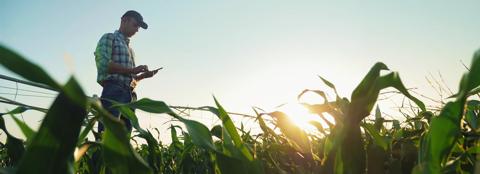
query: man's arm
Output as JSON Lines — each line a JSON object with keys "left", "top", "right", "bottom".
{"left": 95, "top": 34, "right": 114, "bottom": 78}
{"left": 108, "top": 62, "right": 147, "bottom": 75}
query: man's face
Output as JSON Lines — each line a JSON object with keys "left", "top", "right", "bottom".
{"left": 123, "top": 17, "right": 140, "bottom": 37}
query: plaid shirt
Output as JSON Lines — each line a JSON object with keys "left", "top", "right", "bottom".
{"left": 95, "top": 30, "right": 136, "bottom": 89}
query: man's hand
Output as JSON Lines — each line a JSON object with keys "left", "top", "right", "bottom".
{"left": 142, "top": 69, "right": 159, "bottom": 78}
{"left": 132, "top": 65, "right": 148, "bottom": 74}
{"left": 134, "top": 69, "right": 160, "bottom": 81}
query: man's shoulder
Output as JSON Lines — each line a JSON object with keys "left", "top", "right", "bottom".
{"left": 99, "top": 32, "right": 115, "bottom": 40}
{"left": 95, "top": 32, "right": 116, "bottom": 53}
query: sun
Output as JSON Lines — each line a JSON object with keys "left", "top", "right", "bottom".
{"left": 277, "top": 103, "right": 334, "bottom": 134}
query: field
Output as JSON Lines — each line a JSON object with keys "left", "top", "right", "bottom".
{"left": 0, "top": 45, "right": 479, "bottom": 174}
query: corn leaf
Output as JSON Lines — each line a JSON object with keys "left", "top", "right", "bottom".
{"left": 16, "top": 78, "right": 86, "bottom": 174}
{"left": 213, "top": 97, "right": 253, "bottom": 161}
{"left": 91, "top": 103, "right": 152, "bottom": 174}
{"left": 361, "top": 123, "right": 388, "bottom": 151}
{"left": 9, "top": 114, "right": 35, "bottom": 143}
{"left": 417, "top": 50, "right": 480, "bottom": 173}
{"left": 0, "top": 45, "right": 60, "bottom": 90}
{"left": 0, "top": 115, "right": 24, "bottom": 167}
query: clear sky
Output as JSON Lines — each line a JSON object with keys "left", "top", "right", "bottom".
{"left": 1, "top": 1, "right": 480, "bottom": 141}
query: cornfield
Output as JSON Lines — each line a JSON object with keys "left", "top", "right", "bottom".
{"left": 0, "top": 44, "right": 479, "bottom": 174}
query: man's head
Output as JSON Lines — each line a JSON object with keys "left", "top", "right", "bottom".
{"left": 120, "top": 10, "right": 148, "bottom": 38}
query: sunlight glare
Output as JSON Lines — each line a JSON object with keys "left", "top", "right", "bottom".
{"left": 277, "top": 103, "right": 330, "bottom": 134}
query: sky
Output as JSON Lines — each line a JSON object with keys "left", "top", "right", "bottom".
{"left": 1, "top": 1, "right": 480, "bottom": 142}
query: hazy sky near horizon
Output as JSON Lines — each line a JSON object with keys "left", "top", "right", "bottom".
{"left": 1, "top": 1, "right": 480, "bottom": 139}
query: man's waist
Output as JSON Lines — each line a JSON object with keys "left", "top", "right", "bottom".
{"left": 101, "top": 79, "right": 135, "bottom": 91}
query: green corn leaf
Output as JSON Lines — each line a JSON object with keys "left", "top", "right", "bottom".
{"left": 340, "top": 62, "right": 424, "bottom": 174}
{"left": 308, "top": 120, "right": 327, "bottom": 135}
{"left": 297, "top": 89, "right": 329, "bottom": 104}
{"left": 198, "top": 106, "right": 220, "bottom": 116}
{"left": 269, "top": 111, "right": 311, "bottom": 154}
{"left": 2, "top": 107, "right": 35, "bottom": 143}
{"left": 207, "top": 100, "right": 264, "bottom": 174}
{"left": 114, "top": 96, "right": 204, "bottom": 164}
{"left": 216, "top": 151, "right": 264, "bottom": 174}
{"left": 449, "top": 85, "right": 480, "bottom": 98}
{"left": 335, "top": 61, "right": 384, "bottom": 174}
{"left": 114, "top": 96, "right": 174, "bottom": 172}
{"left": 116, "top": 105, "right": 146, "bottom": 134}
{"left": 0, "top": 45, "right": 60, "bottom": 90}
{"left": 118, "top": 98, "right": 218, "bottom": 151}
{"left": 418, "top": 101, "right": 463, "bottom": 173}
{"left": 464, "top": 50, "right": 480, "bottom": 92}
{"left": 302, "top": 103, "right": 343, "bottom": 123}
{"left": 137, "top": 130, "right": 161, "bottom": 173}
{"left": 4, "top": 107, "right": 28, "bottom": 115}
{"left": 333, "top": 146, "right": 344, "bottom": 174}
{"left": 417, "top": 50, "right": 480, "bottom": 173}
{"left": 16, "top": 78, "right": 87, "bottom": 174}
{"left": 336, "top": 97, "right": 350, "bottom": 116}
{"left": 213, "top": 97, "right": 253, "bottom": 161}
{"left": 0, "top": 115, "right": 25, "bottom": 167}
{"left": 77, "top": 117, "right": 97, "bottom": 146}
{"left": 120, "top": 98, "right": 174, "bottom": 114}
{"left": 374, "top": 105, "right": 383, "bottom": 130}
{"left": 220, "top": 125, "right": 237, "bottom": 157}
{"left": 253, "top": 109, "right": 280, "bottom": 140}
{"left": 464, "top": 109, "right": 478, "bottom": 130}
{"left": 351, "top": 62, "right": 388, "bottom": 104}
{"left": 176, "top": 116, "right": 217, "bottom": 151}
{"left": 91, "top": 103, "right": 153, "bottom": 174}
{"left": 112, "top": 98, "right": 165, "bottom": 172}
{"left": 348, "top": 62, "right": 389, "bottom": 123}
{"left": 170, "top": 125, "right": 183, "bottom": 149}
{"left": 375, "top": 105, "right": 381, "bottom": 120}
{"left": 10, "top": 114, "right": 35, "bottom": 143}
{"left": 465, "top": 100, "right": 479, "bottom": 130}
{"left": 210, "top": 125, "right": 223, "bottom": 140}
{"left": 361, "top": 123, "right": 388, "bottom": 151}
{"left": 374, "top": 72, "right": 426, "bottom": 112}
{"left": 318, "top": 76, "right": 340, "bottom": 97}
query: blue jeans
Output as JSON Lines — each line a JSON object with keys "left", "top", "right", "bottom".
{"left": 98, "top": 80, "right": 136, "bottom": 133}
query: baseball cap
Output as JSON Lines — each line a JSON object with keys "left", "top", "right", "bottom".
{"left": 122, "top": 10, "right": 148, "bottom": 29}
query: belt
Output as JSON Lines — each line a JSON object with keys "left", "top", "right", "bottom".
{"left": 102, "top": 80, "right": 134, "bottom": 91}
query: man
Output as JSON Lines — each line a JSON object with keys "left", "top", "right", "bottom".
{"left": 94, "top": 10, "right": 159, "bottom": 134}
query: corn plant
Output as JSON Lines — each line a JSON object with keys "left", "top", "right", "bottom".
{"left": 0, "top": 44, "right": 479, "bottom": 174}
